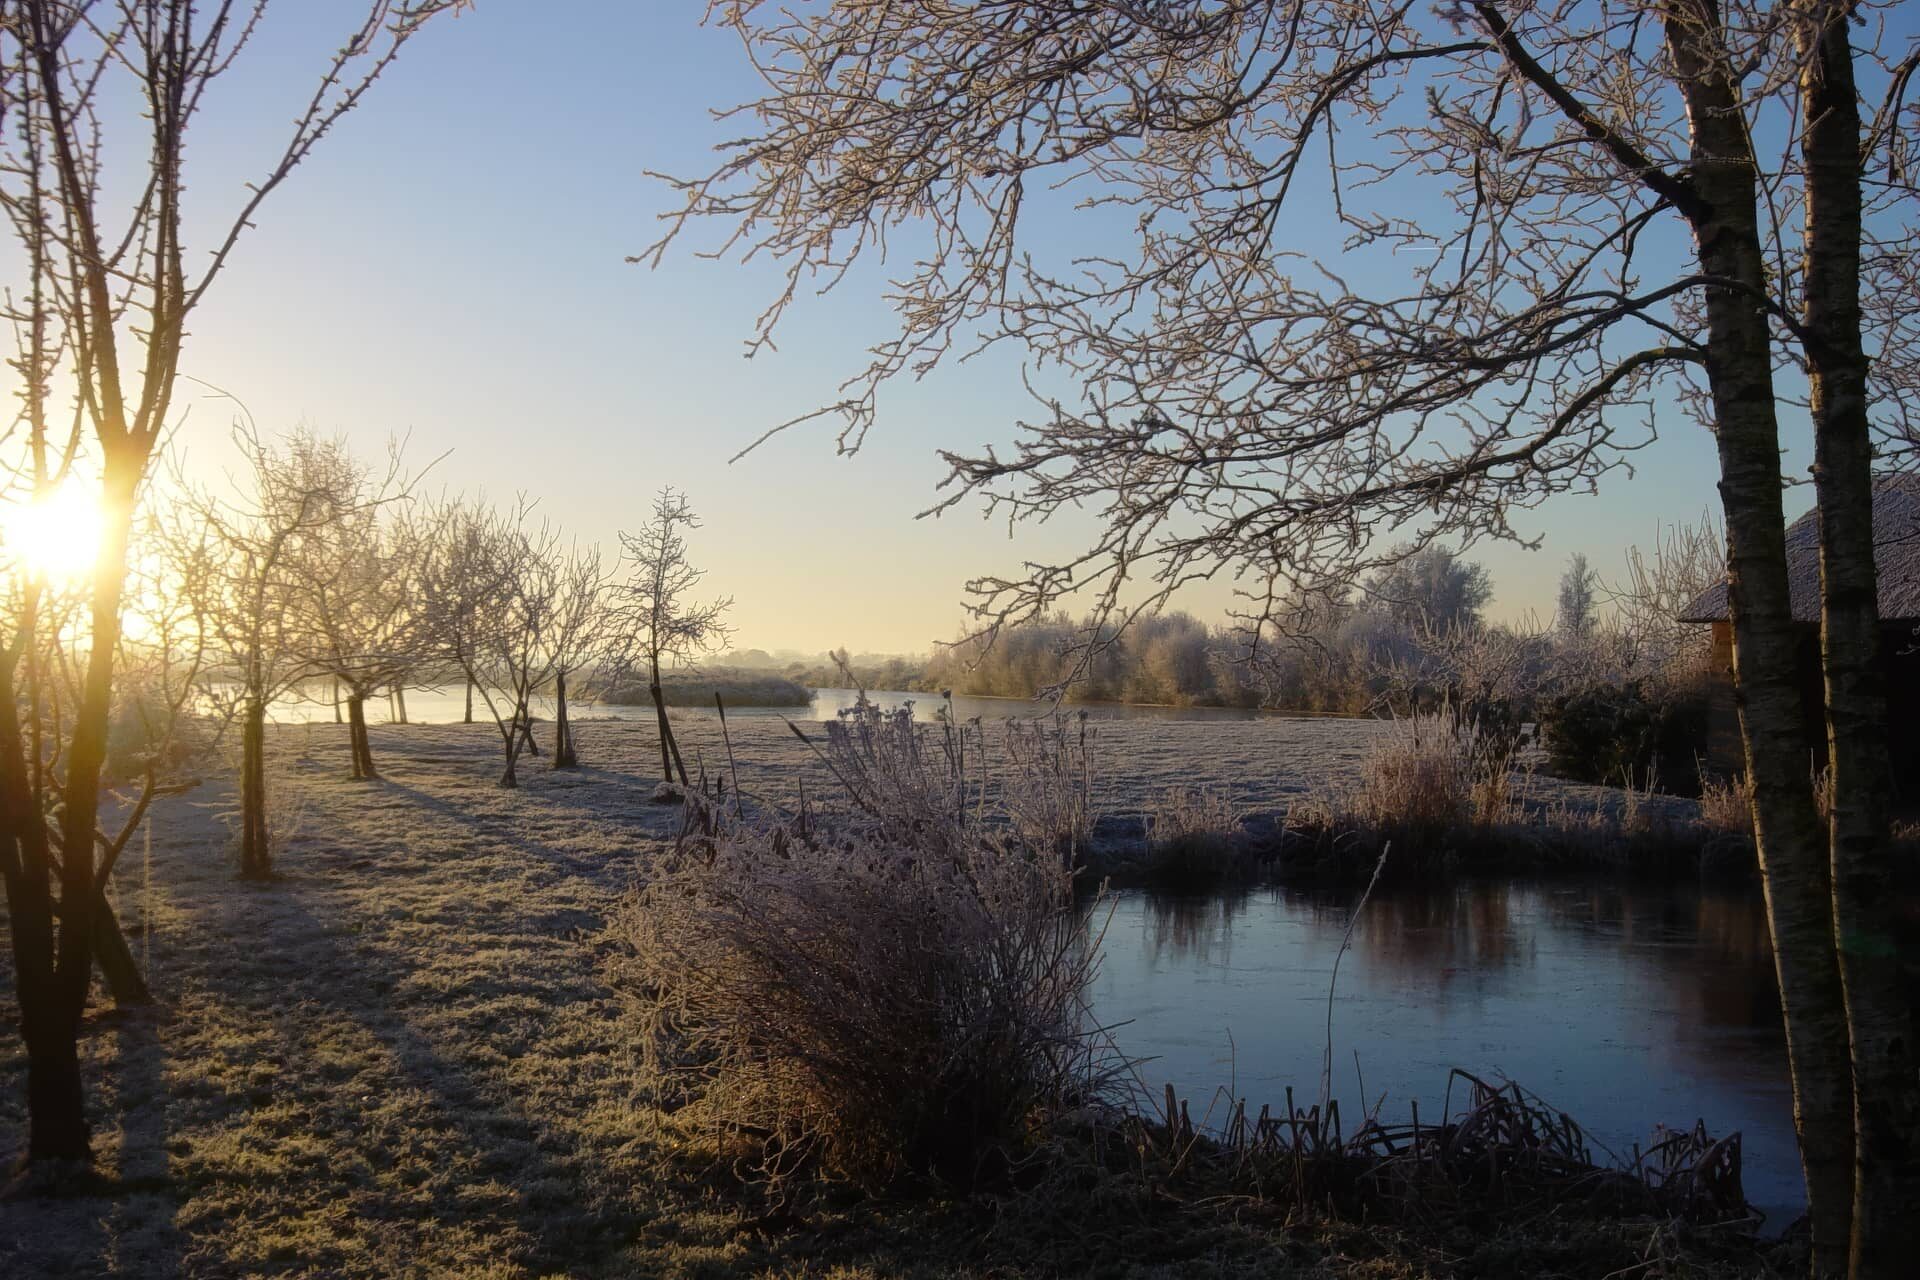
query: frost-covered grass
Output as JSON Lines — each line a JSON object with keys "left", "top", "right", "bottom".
{"left": 1, "top": 717, "right": 1744, "bottom": 1279}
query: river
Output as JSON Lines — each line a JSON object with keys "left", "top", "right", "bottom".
{"left": 264, "top": 685, "right": 1333, "bottom": 725}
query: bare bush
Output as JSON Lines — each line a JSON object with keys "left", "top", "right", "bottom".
{"left": 615, "top": 808, "right": 1111, "bottom": 1187}
{"left": 797, "top": 695, "right": 977, "bottom": 842}
{"left": 999, "top": 714, "right": 1097, "bottom": 858}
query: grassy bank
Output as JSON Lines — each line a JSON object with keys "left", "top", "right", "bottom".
{"left": 1, "top": 720, "right": 1784, "bottom": 1278}
{"left": 1074, "top": 714, "right": 1736, "bottom": 890}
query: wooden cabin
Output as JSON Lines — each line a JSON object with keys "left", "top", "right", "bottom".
{"left": 1678, "top": 473, "right": 1920, "bottom": 779}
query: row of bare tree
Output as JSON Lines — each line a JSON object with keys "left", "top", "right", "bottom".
{"left": 168, "top": 425, "right": 730, "bottom": 876}
{"left": 0, "top": 1, "right": 734, "bottom": 1179}
{"left": 0, "top": 1, "right": 475, "bottom": 1176}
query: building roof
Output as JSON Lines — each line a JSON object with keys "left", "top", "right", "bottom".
{"left": 1677, "top": 472, "right": 1920, "bottom": 624}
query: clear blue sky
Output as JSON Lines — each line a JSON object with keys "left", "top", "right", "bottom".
{"left": 156, "top": 1, "right": 1780, "bottom": 653}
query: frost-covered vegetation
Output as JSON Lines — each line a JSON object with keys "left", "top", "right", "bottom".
{"left": 600, "top": 668, "right": 812, "bottom": 708}
{"left": 2, "top": 719, "right": 1780, "bottom": 1278}
{"left": 616, "top": 798, "right": 1105, "bottom": 1187}
{"left": 925, "top": 540, "right": 1714, "bottom": 725}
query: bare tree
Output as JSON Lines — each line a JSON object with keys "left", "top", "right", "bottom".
{"left": 609, "top": 488, "right": 732, "bottom": 787}
{"left": 0, "top": 0, "right": 460, "bottom": 1170}
{"left": 651, "top": 2, "right": 1920, "bottom": 1267}
{"left": 542, "top": 544, "right": 607, "bottom": 770}
{"left": 180, "top": 425, "right": 411, "bottom": 875}
{"left": 1362, "top": 545, "right": 1493, "bottom": 634}
{"left": 477, "top": 516, "right": 557, "bottom": 788}
{"left": 417, "top": 500, "right": 605, "bottom": 784}
{"left": 417, "top": 496, "right": 514, "bottom": 737}
{"left": 474, "top": 515, "right": 571, "bottom": 787}
{"left": 281, "top": 442, "right": 431, "bottom": 782}
{"left": 0, "top": 505, "right": 206, "bottom": 1011}
{"left": 1610, "top": 513, "right": 1727, "bottom": 680}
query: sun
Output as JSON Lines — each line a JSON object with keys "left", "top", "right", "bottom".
{"left": 2, "top": 483, "right": 107, "bottom": 583}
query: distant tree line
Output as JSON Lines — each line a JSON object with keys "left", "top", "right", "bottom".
{"left": 918, "top": 539, "right": 1715, "bottom": 726}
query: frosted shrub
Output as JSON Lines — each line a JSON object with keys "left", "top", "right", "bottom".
{"left": 999, "top": 714, "right": 1097, "bottom": 857}
{"left": 805, "top": 695, "right": 977, "bottom": 846}
{"left": 1696, "top": 771, "right": 1753, "bottom": 837}
{"left": 1353, "top": 715, "right": 1468, "bottom": 831}
{"left": 616, "top": 805, "right": 1111, "bottom": 1187}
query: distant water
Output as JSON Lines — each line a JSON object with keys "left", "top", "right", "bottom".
{"left": 1090, "top": 880, "right": 1804, "bottom": 1229}
{"left": 262, "top": 686, "right": 1334, "bottom": 726}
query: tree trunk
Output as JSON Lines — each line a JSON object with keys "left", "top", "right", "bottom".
{"left": 1666, "top": 6, "right": 1854, "bottom": 1268}
{"left": 552, "top": 670, "right": 577, "bottom": 769}
{"left": 667, "top": 717, "right": 689, "bottom": 788}
{"left": 1, "top": 711, "right": 90, "bottom": 1161}
{"left": 464, "top": 678, "right": 474, "bottom": 724}
{"left": 333, "top": 676, "right": 342, "bottom": 724}
{"left": 647, "top": 652, "right": 689, "bottom": 786}
{"left": 394, "top": 686, "right": 408, "bottom": 725}
{"left": 89, "top": 895, "right": 150, "bottom": 1006}
{"left": 25, "top": 1031, "right": 89, "bottom": 1163}
{"left": 239, "top": 700, "right": 271, "bottom": 878}
{"left": 31, "top": 444, "right": 145, "bottom": 1168}
{"left": 515, "top": 701, "right": 541, "bottom": 758}
{"left": 346, "top": 694, "right": 378, "bottom": 781}
{"left": 1800, "top": 9, "right": 1920, "bottom": 1273}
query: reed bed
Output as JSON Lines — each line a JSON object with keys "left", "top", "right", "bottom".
{"left": 1138, "top": 785, "right": 1251, "bottom": 887}
{"left": 1279, "top": 710, "right": 1731, "bottom": 880}
{"left": 1110, "top": 1068, "right": 1751, "bottom": 1228}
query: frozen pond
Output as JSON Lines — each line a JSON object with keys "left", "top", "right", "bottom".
{"left": 1090, "top": 880, "right": 1802, "bottom": 1228}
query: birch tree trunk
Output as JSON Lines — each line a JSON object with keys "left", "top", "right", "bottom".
{"left": 1799, "top": 8, "right": 1920, "bottom": 1273}
{"left": 1666, "top": 3, "right": 1853, "bottom": 1268}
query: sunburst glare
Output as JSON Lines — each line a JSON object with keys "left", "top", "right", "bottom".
{"left": 1, "top": 482, "right": 106, "bottom": 583}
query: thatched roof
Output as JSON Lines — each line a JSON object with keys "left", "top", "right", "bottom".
{"left": 1677, "top": 472, "right": 1920, "bottom": 624}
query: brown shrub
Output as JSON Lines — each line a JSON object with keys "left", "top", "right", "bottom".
{"left": 614, "top": 804, "right": 1115, "bottom": 1188}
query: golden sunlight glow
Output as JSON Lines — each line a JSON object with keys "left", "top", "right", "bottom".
{"left": 1, "top": 483, "right": 107, "bottom": 583}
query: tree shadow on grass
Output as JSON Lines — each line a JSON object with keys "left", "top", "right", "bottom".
{"left": 0, "top": 999, "right": 186, "bottom": 1278}
{"left": 129, "top": 809, "right": 685, "bottom": 1277}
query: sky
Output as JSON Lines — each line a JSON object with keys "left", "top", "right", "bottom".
{"left": 63, "top": 2, "right": 1813, "bottom": 653}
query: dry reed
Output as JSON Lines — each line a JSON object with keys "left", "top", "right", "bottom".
{"left": 1117, "top": 1068, "right": 1751, "bottom": 1227}
{"left": 1142, "top": 784, "right": 1248, "bottom": 886}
